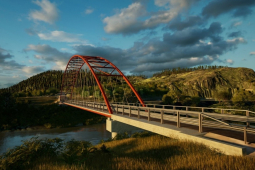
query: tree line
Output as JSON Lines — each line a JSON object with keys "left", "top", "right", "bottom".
{"left": 153, "top": 65, "right": 228, "bottom": 77}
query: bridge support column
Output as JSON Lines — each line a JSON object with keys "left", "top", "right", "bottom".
{"left": 106, "top": 118, "right": 143, "bottom": 139}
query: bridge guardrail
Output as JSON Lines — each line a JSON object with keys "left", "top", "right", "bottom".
{"left": 63, "top": 99, "right": 255, "bottom": 144}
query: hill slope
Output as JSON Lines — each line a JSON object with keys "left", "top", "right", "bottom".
{"left": 140, "top": 67, "right": 255, "bottom": 99}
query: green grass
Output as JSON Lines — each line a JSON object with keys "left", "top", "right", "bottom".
{"left": 1, "top": 134, "right": 254, "bottom": 170}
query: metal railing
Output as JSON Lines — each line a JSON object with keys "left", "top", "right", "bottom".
{"left": 63, "top": 99, "right": 255, "bottom": 144}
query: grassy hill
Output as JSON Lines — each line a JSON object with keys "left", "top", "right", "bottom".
{"left": 141, "top": 67, "right": 255, "bottom": 99}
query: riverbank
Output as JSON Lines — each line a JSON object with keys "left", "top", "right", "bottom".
{"left": 0, "top": 102, "right": 106, "bottom": 132}
{"left": 1, "top": 132, "right": 255, "bottom": 170}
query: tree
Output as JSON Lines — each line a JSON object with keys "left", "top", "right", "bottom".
{"left": 215, "top": 90, "right": 232, "bottom": 103}
{"left": 162, "top": 94, "right": 173, "bottom": 105}
{"left": 167, "top": 90, "right": 182, "bottom": 102}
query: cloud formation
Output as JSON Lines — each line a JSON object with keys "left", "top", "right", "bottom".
{"left": 29, "top": 0, "right": 58, "bottom": 24}
{"left": 85, "top": 8, "right": 94, "bottom": 14}
{"left": 163, "top": 22, "right": 223, "bottom": 46}
{"left": 0, "top": 48, "right": 24, "bottom": 70}
{"left": 166, "top": 15, "right": 205, "bottom": 31}
{"left": 103, "top": 0, "right": 199, "bottom": 35}
{"left": 202, "top": 0, "right": 255, "bottom": 18}
{"left": 228, "top": 31, "right": 242, "bottom": 38}
{"left": 22, "top": 66, "right": 45, "bottom": 74}
{"left": 25, "top": 44, "right": 71, "bottom": 70}
{"left": 225, "top": 59, "right": 234, "bottom": 65}
{"left": 231, "top": 21, "right": 242, "bottom": 27}
{"left": 70, "top": 22, "right": 246, "bottom": 76}
{"left": 37, "top": 30, "right": 86, "bottom": 43}
{"left": 250, "top": 52, "right": 255, "bottom": 56}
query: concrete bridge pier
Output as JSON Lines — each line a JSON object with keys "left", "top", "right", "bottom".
{"left": 106, "top": 118, "right": 143, "bottom": 138}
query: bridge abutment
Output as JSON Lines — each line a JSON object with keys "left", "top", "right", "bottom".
{"left": 106, "top": 118, "right": 142, "bottom": 138}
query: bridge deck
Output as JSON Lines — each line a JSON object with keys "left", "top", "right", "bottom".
{"left": 63, "top": 100, "right": 255, "bottom": 155}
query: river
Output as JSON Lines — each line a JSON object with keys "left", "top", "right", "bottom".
{"left": 0, "top": 123, "right": 111, "bottom": 155}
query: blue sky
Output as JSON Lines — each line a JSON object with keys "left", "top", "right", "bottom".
{"left": 0, "top": 0, "right": 255, "bottom": 88}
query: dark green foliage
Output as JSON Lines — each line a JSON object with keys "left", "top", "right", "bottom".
{"left": 162, "top": 94, "right": 174, "bottom": 104}
{"left": 182, "top": 96, "right": 201, "bottom": 106}
{"left": 215, "top": 90, "right": 232, "bottom": 102}
{"left": 0, "top": 137, "right": 106, "bottom": 169}
{"left": 0, "top": 92, "right": 16, "bottom": 110}
{"left": 62, "top": 140, "right": 93, "bottom": 164}
{"left": 0, "top": 93, "right": 105, "bottom": 131}
{"left": 0, "top": 137, "right": 64, "bottom": 170}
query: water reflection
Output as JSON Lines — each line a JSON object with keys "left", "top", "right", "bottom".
{"left": 0, "top": 123, "right": 111, "bottom": 154}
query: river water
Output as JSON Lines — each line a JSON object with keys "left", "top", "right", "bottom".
{"left": 0, "top": 123, "right": 111, "bottom": 155}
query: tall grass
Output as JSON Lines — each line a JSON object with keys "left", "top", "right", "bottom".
{"left": 1, "top": 134, "right": 254, "bottom": 170}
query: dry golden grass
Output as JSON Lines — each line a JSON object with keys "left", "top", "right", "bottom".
{"left": 32, "top": 135, "right": 255, "bottom": 170}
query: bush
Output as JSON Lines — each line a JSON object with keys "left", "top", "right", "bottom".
{"left": 46, "top": 87, "right": 59, "bottom": 95}
{"left": 44, "top": 123, "right": 52, "bottom": 129}
{"left": 215, "top": 90, "right": 232, "bottom": 102}
{"left": 0, "top": 137, "right": 97, "bottom": 169}
{"left": 182, "top": 96, "right": 201, "bottom": 106}
{"left": 162, "top": 94, "right": 173, "bottom": 105}
{"left": 62, "top": 140, "right": 92, "bottom": 164}
{"left": 0, "top": 137, "right": 63, "bottom": 170}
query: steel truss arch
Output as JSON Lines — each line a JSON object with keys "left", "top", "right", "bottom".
{"left": 61, "top": 55, "right": 145, "bottom": 114}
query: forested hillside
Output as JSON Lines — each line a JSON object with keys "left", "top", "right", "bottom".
{"left": 1, "top": 66, "right": 255, "bottom": 107}
{"left": 0, "top": 70, "right": 63, "bottom": 96}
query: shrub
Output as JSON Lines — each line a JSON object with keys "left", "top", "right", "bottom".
{"left": 162, "top": 94, "right": 173, "bottom": 105}
{"left": 44, "top": 123, "right": 52, "bottom": 129}
{"left": 0, "top": 137, "right": 63, "bottom": 170}
{"left": 62, "top": 140, "right": 92, "bottom": 164}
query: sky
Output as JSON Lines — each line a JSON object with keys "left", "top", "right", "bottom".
{"left": 0, "top": 0, "right": 255, "bottom": 88}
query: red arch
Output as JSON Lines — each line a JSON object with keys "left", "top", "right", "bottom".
{"left": 61, "top": 55, "right": 145, "bottom": 114}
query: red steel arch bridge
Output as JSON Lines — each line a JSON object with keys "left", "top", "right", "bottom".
{"left": 60, "top": 55, "right": 255, "bottom": 155}
{"left": 60, "top": 55, "right": 145, "bottom": 117}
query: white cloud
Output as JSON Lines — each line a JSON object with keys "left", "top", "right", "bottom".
{"left": 226, "top": 59, "right": 234, "bottom": 64}
{"left": 25, "top": 44, "right": 71, "bottom": 70}
{"left": 85, "top": 8, "right": 94, "bottom": 14}
{"left": 226, "top": 37, "right": 246, "bottom": 43}
{"left": 103, "top": 0, "right": 197, "bottom": 35}
{"left": 37, "top": 30, "right": 87, "bottom": 43}
{"left": 29, "top": 0, "right": 58, "bottom": 24}
{"left": 250, "top": 52, "right": 255, "bottom": 55}
{"left": 233, "top": 21, "right": 242, "bottom": 27}
{"left": 12, "top": 75, "right": 19, "bottom": 78}
{"left": 103, "top": 2, "right": 147, "bottom": 34}
{"left": 155, "top": 0, "right": 196, "bottom": 12}
{"left": 22, "top": 66, "right": 45, "bottom": 74}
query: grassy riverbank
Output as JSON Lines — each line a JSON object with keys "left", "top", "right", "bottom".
{"left": 1, "top": 133, "right": 254, "bottom": 170}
